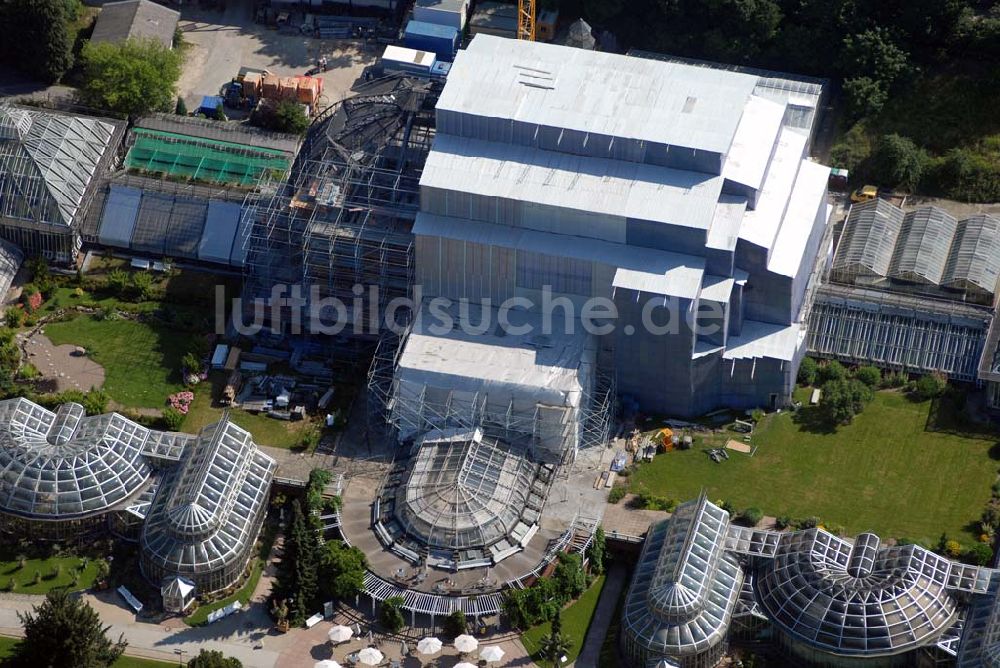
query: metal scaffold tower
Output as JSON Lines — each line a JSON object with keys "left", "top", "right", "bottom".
{"left": 241, "top": 76, "right": 437, "bottom": 339}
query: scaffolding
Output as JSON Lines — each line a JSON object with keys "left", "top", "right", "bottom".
{"left": 242, "top": 76, "right": 437, "bottom": 339}
{"left": 366, "top": 325, "right": 615, "bottom": 462}
{"left": 807, "top": 283, "right": 991, "bottom": 381}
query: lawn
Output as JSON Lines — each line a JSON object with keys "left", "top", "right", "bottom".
{"left": 521, "top": 575, "right": 606, "bottom": 668}
{"left": 43, "top": 315, "right": 200, "bottom": 409}
{"left": 0, "top": 636, "right": 174, "bottom": 667}
{"left": 0, "top": 555, "right": 99, "bottom": 595}
{"left": 628, "top": 392, "right": 999, "bottom": 546}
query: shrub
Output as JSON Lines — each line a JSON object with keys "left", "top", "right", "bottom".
{"left": 966, "top": 543, "right": 994, "bottom": 566}
{"left": 161, "top": 407, "right": 185, "bottom": 431}
{"left": 775, "top": 515, "right": 792, "bottom": 530}
{"left": 181, "top": 352, "right": 201, "bottom": 374}
{"left": 913, "top": 372, "right": 947, "bottom": 401}
{"left": 79, "top": 38, "right": 183, "bottom": 116}
{"left": 854, "top": 365, "right": 881, "bottom": 388}
{"left": 607, "top": 486, "right": 626, "bottom": 504}
{"left": 816, "top": 360, "right": 847, "bottom": 384}
{"left": 252, "top": 100, "right": 310, "bottom": 135}
{"left": 737, "top": 507, "right": 764, "bottom": 527}
{"left": 801, "top": 516, "right": 820, "bottom": 529}
{"left": 5, "top": 308, "right": 24, "bottom": 329}
{"left": 175, "top": 97, "right": 187, "bottom": 115}
{"left": 797, "top": 356, "right": 818, "bottom": 386}
{"left": 106, "top": 269, "right": 129, "bottom": 297}
{"left": 945, "top": 540, "right": 963, "bottom": 558}
{"left": 870, "top": 134, "right": 927, "bottom": 192}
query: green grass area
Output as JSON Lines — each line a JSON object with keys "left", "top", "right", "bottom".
{"left": 0, "top": 635, "right": 174, "bottom": 667}
{"left": 521, "top": 576, "right": 606, "bottom": 668}
{"left": 184, "top": 521, "right": 277, "bottom": 627}
{"left": 42, "top": 315, "right": 199, "bottom": 409}
{"left": 0, "top": 555, "right": 98, "bottom": 595}
{"left": 628, "top": 392, "right": 998, "bottom": 546}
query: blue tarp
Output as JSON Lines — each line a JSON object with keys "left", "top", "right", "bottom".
{"left": 198, "top": 95, "right": 224, "bottom": 118}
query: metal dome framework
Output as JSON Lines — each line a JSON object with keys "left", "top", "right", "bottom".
{"left": 621, "top": 498, "right": 995, "bottom": 668}
{"left": 394, "top": 428, "right": 539, "bottom": 552}
{"left": 140, "top": 418, "right": 276, "bottom": 596}
{"left": 755, "top": 529, "right": 959, "bottom": 656}
{"left": 830, "top": 199, "right": 904, "bottom": 282}
{"left": 622, "top": 497, "right": 743, "bottom": 668}
{"left": 888, "top": 207, "right": 958, "bottom": 285}
{"left": 0, "top": 399, "right": 151, "bottom": 521}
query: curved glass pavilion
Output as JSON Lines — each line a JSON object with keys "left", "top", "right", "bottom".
{"left": 140, "top": 418, "right": 276, "bottom": 596}
{"left": 0, "top": 399, "right": 151, "bottom": 539}
{"left": 387, "top": 428, "right": 543, "bottom": 565}
{"left": 622, "top": 497, "right": 994, "bottom": 668}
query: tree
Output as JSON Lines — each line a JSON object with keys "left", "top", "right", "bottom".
{"left": 188, "top": 650, "right": 243, "bottom": 668}
{"left": 0, "top": 0, "right": 74, "bottom": 83}
{"left": 16, "top": 589, "right": 126, "bottom": 667}
{"left": 79, "top": 38, "right": 183, "bottom": 117}
{"left": 176, "top": 97, "right": 188, "bottom": 116}
{"left": 287, "top": 500, "right": 320, "bottom": 625}
{"left": 253, "top": 100, "right": 310, "bottom": 135}
{"left": 539, "top": 632, "right": 570, "bottom": 667}
{"left": 379, "top": 596, "right": 405, "bottom": 634}
{"left": 820, "top": 378, "right": 874, "bottom": 425}
{"left": 843, "top": 76, "right": 890, "bottom": 120}
{"left": 870, "top": 134, "right": 927, "bottom": 191}
{"left": 797, "top": 357, "right": 819, "bottom": 386}
{"left": 443, "top": 610, "right": 467, "bottom": 637}
{"left": 106, "top": 269, "right": 130, "bottom": 297}
{"left": 586, "top": 525, "right": 606, "bottom": 575}
{"left": 317, "top": 540, "right": 367, "bottom": 603}
{"left": 552, "top": 552, "right": 586, "bottom": 601}
{"left": 853, "top": 365, "right": 881, "bottom": 388}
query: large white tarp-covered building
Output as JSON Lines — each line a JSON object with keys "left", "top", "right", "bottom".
{"left": 395, "top": 35, "right": 832, "bottom": 422}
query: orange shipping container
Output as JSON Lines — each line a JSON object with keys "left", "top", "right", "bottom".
{"left": 243, "top": 72, "right": 262, "bottom": 97}
{"left": 279, "top": 77, "right": 298, "bottom": 101}
{"left": 296, "top": 77, "right": 319, "bottom": 105}
{"left": 261, "top": 74, "right": 280, "bottom": 99}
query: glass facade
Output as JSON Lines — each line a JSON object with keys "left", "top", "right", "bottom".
{"left": 140, "top": 419, "right": 276, "bottom": 596}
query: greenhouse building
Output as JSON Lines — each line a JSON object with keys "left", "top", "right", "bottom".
{"left": 140, "top": 417, "right": 276, "bottom": 596}
{"left": 622, "top": 496, "right": 999, "bottom": 668}
{"left": 0, "top": 399, "right": 152, "bottom": 541}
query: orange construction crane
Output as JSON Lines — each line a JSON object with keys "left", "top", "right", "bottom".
{"left": 517, "top": 0, "right": 536, "bottom": 40}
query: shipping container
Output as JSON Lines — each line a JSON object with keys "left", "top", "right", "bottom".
{"left": 242, "top": 72, "right": 262, "bottom": 97}
{"left": 262, "top": 74, "right": 280, "bottom": 99}
{"left": 296, "top": 76, "right": 321, "bottom": 105}
{"left": 279, "top": 77, "right": 299, "bottom": 101}
{"left": 404, "top": 20, "right": 459, "bottom": 61}
{"left": 381, "top": 45, "right": 436, "bottom": 75}
{"left": 413, "top": 0, "right": 468, "bottom": 30}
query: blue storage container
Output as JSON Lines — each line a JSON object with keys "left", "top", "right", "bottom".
{"left": 403, "top": 20, "right": 459, "bottom": 61}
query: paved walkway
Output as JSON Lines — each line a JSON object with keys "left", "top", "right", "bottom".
{"left": 572, "top": 563, "right": 628, "bottom": 668}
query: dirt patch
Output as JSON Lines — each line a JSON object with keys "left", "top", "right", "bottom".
{"left": 21, "top": 332, "right": 105, "bottom": 393}
{"left": 175, "top": 3, "right": 376, "bottom": 111}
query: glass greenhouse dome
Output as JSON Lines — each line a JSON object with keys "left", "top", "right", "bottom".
{"left": 140, "top": 418, "right": 276, "bottom": 595}
{"left": 395, "top": 428, "right": 539, "bottom": 552}
{"left": 0, "top": 399, "right": 151, "bottom": 522}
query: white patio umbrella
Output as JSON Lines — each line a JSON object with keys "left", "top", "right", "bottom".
{"left": 328, "top": 625, "right": 353, "bottom": 643}
{"left": 314, "top": 661, "right": 343, "bottom": 668}
{"left": 417, "top": 636, "right": 443, "bottom": 655}
{"left": 480, "top": 646, "right": 505, "bottom": 663}
{"left": 357, "top": 647, "right": 384, "bottom": 666}
{"left": 454, "top": 663, "right": 478, "bottom": 668}
{"left": 454, "top": 634, "right": 479, "bottom": 653}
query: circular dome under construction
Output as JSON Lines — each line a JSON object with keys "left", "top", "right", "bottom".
{"left": 394, "top": 428, "right": 543, "bottom": 553}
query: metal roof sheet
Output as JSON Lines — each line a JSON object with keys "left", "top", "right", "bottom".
{"left": 889, "top": 206, "right": 958, "bottom": 285}
{"left": 738, "top": 128, "right": 808, "bottom": 251}
{"left": 722, "top": 96, "right": 786, "bottom": 191}
{"left": 767, "top": 159, "right": 831, "bottom": 277}
{"left": 198, "top": 200, "right": 241, "bottom": 264}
